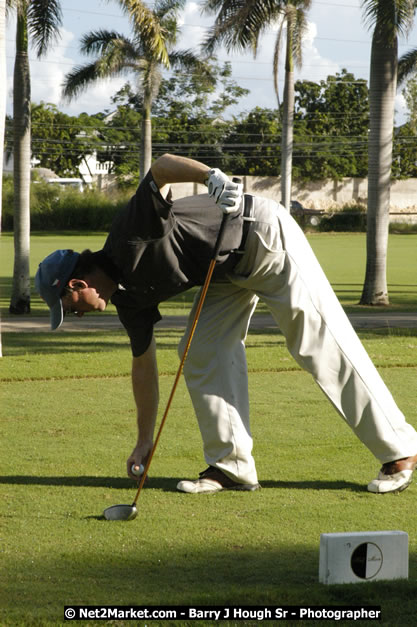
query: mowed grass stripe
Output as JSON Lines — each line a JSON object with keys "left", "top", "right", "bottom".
{"left": 2, "top": 362, "right": 417, "bottom": 385}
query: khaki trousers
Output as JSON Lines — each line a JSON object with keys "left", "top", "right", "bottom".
{"left": 179, "top": 197, "right": 417, "bottom": 484}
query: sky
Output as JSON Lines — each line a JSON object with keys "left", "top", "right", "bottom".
{"left": 5, "top": 0, "right": 417, "bottom": 125}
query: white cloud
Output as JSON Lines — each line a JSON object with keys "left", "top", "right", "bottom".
{"left": 297, "top": 22, "right": 340, "bottom": 83}
{"left": 29, "top": 28, "right": 76, "bottom": 106}
{"left": 6, "top": 25, "right": 128, "bottom": 117}
{"left": 395, "top": 92, "right": 409, "bottom": 126}
{"left": 60, "top": 76, "right": 127, "bottom": 117}
{"left": 178, "top": 1, "right": 212, "bottom": 52}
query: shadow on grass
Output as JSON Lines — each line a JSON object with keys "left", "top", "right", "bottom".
{"left": 2, "top": 544, "right": 417, "bottom": 615}
{"left": 7, "top": 325, "right": 417, "bottom": 356}
{"left": 2, "top": 329, "right": 185, "bottom": 356}
{"left": 3, "top": 334, "right": 127, "bottom": 354}
{"left": 0, "top": 475, "right": 365, "bottom": 492}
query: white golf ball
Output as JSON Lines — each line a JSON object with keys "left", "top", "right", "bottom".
{"left": 131, "top": 463, "right": 144, "bottom": 477}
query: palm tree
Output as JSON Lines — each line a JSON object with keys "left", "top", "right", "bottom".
{"left": 202, "top": 0, "right": 310, "bottom": 211}
{"left": 360, "top": 0, "right": 416, "bottom": 306}
{"left": 275, "top": 3, "right": 310, "bottom": 211}
{"left": 63, "top": 0, "right": 205, "bottom": 180}
{"left": 9, "top": 0, "right": 62, "bottom": 315}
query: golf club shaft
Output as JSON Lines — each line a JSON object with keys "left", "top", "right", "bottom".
{"left": 131, "top": 179, "right": 242, "bottom": 507}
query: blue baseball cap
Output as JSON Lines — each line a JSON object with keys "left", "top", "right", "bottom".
{"left": 35, "top": 249, "right": 80, "bottom": 330}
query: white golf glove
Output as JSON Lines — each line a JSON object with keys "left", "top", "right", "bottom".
{"left": 206, "top": 168, "right": 243, "bottom": 214}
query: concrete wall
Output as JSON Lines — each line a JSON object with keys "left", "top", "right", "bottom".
{"left": 170, "top": 176, "right": 417, "bottom": 221}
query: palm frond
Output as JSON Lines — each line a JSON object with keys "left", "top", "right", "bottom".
{"left": 168, "top": 48, "right": 204, "bottom": 70}
{"left": 169, "top": 51, "right": 216, "bottom": 91}
{"left": 273, "top": 5, "right": 309, "bottom": 105}
{"left": 398, "top": 47, "right": 417, "bottom": 86}
{"left": 117, "top": 0, "right": 170, "bottom": 66}
{"left": 202, "top": 15, "right": 255, "bottom": 54}
{"left": 203, "top": 0, "right": 285, "bottom": 55}
{"left": 202, "top": 0, "right": 250, "bottom": 17}
{"left": 80, "top": 30, "right": 132, "bottom": 56}
{"left": 395, "top": 0, "right": 416, "bottom": 36}
{"left": 95, "top": 38, "right": 140, "bottom": 74}
{"left": 293, "top": 0, "right": 312, "bottom": 10}
{"left": 6, "top": 0, "right": 19, "bottom": 15}
{"left": 153, "top": 0, "right": 186, "bottom": 20}
{"left": 203, "top": 0, "right": 285, "bottom": 23}
{"left": 273, "top": 17, "right": 285, "bottom": 108}
{"left": 158, "top": 15, "right": 181, "bottom": 48}
{"left": 62, "top": 50, "right": 140, "bottom": 103}
{"left": 361, "top": 0, "right": 415, "bottom": 41}
{"left": 62, "top": 62, "right": 106, "bottom": 101}
{"left": 6, "top": 0, "right": 25, "bottom": 14}
{"left": 292, "top": 6, "right": 309, "bottom": 69}
{"left": 27, "top": 0, "right": 63, "bottom": 57}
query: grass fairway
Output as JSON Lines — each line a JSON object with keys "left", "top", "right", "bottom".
{"left": 1, "top": 327, "right": 417, "bottom": 625}
{"left": 1, "top": 231, "right": 417, "bottom": 315}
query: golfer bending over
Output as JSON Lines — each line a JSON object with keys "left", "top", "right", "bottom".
{"left": 36, "top": 153, "right": 417, "bottom": 495}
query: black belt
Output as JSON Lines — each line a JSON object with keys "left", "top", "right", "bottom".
{"left": 236, "top": 194, "right": 255, "bottom": 254}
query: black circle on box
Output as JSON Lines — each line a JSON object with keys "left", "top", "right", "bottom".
{"left": 351, "top": 542, "right": 383, "bottom": 579}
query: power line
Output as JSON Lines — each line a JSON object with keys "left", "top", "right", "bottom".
{"left": 9, "top": 135, "right": 415, "bottom": 157}
{"left": 4, "top": 53, "right": 374, "bottom": 84}
{"left": 6, "top": 114, "right": 374, "bottom": 134}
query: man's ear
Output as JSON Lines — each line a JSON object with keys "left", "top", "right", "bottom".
{"left": 67, "top": 278, "right": 88, "bottom": 291}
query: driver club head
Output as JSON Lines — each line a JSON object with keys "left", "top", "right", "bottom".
{"left": 103, "top": 504, "right": 138, "bottom": 521}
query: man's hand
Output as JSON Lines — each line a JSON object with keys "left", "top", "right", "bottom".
{"left": 206, "top": 168, "right": 229, "bottom": 201}
{"left": 127, "top": 442, "right": 152, "bottom": 480}
{"left": 206, "top": 168, "right": 243, "bottom": 214}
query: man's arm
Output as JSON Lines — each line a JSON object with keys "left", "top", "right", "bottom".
{"left": 151, "top": 153, "right": 243, "bottom": 214}
{"left": 151, "top": 153, "right": 210, "bottom": 191}
{"left": 126, "top": 336, "right": 159, "bottom": 479}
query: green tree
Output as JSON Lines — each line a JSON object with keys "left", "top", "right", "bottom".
{"left": 202, "top": 0, "right": 311, "bottom": 210}
{"left": 30, "top": 102, "right": 104, "bottom": 177}
{"left": 392, "top": 122, "right": 417, "bottom": 178}
{"left": 8, "top": 0, "right": 62, "bottom": 315}
{"left": 152, "top": 60, "right": 248, "bottom": 167}
{"left": 292, "top": 70, "right": 369, "bottom": 180}
{"left": 62, "top": 0, "right": 206, "bottom": 180}
{"left": 396, "top": 75, "right": 417, "bottom": 179}
{"left": 402, "top": 75, "right": 417, "bottom": 129}
{"left": 217, "top": 72, "right": 369, "bottom": 180}
{"left": 222, "top": 107, "right": 281, "bottom": 175}
{"left": 360, "top": 0, "right": 416, "bottom": 306}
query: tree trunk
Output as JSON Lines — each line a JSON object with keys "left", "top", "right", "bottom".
{"left": 360, "top": 27, "right": 397, "bottom": 305}
{"left": 140, "top": 103, "right": 152, "bottom": 181}
{"left": 10, "top": 8, "right": 31, "bottom": 315}
{"left": 0, "top": 0, "right": 6, "bottom": 355}
{"left": 280, "top": 19, "right": 294, "bottom": 212}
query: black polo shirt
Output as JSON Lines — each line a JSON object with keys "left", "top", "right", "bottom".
{"left": 102, "top": 171, "right": 244, "bottom": 356}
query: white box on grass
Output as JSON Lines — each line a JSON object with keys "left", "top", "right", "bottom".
{"left": 319, "top": 531, "right": 408, "bottom": 584}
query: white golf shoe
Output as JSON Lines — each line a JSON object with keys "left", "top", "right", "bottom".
{"left": 367, "top": 454, "right": 417, "bottom": 494}
{"left": 177, "top": 466, "right": 260, "bottom": 494}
